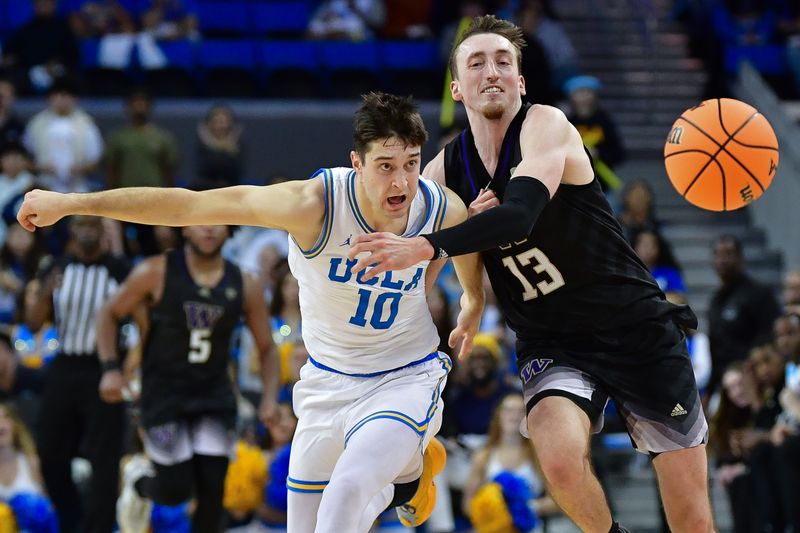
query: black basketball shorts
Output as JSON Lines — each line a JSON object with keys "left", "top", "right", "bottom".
{"left": 518, "top": 322, "right": 708, "bottom": 454}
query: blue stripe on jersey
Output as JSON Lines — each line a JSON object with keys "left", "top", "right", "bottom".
{"left": 286, "top": 477, "right": 329, "bottom": 493}
{"left": 347, "top": 171, "right": 437, "bottom": 237}
{"left": 307, "top": 351, "right": 440, "bottom": 377}
{"left": 344, "top": 354, "right": 451, "bottom": 444}
{"left": 347, "top": 170, "right": 373, "bottom": 233}
{"left": 432, "top": 182, "right": 448, "bottom": 231}
{"left": 296, "top": 169, "right": 335, "bottom": 258}
{"left": 415, "top": 179, "right": 435, "bottom": 234}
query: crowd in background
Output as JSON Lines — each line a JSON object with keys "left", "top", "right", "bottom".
{"left": 0, "top": 1, "right": 796, "bottom": 532}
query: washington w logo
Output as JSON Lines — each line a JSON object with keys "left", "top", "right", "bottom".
{"left": 667, "top": 127, "right": 684, "bottom": 145}
{"left": 740, "top": 184, "right": 754, "bottom": 204}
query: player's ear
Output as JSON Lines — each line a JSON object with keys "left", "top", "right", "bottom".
{"left": 450, "top": 79, "right": 462, "bottom": 102}
{"left": 350, "top": 150, "right": 362, "bottom": 172}
{"left": 518, "top": 74, "right": 526, "bottom": 96}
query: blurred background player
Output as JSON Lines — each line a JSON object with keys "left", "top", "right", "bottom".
{"left": 95, "top": 224, "right": 277, "bottom": 533}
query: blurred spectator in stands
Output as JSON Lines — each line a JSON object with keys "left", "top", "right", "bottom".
{"left": 740, "top": 344, "right": 786, "bottom": 532}
{"left": 516, "top": 0, "right": 578, "bottom": 96}
{"left": 0, "top": 403, "right": 46, "bottom": 500}
{"left": 106, "top": 88, "right": 177, "bottom": 189}
{"left": 709, "top": 362, "right": 758, "bottom": 533}
{"left": 23, "top": 77, "right": 103, "bottom": 193}
{"left": 633, "top": 228, "right": 686, "bottom": 296}
{"left": 462, "top": 393, "right": 559, "bottom": 527}
{"left": 516, "top": 8, "right": 554, "bottom": 106}
{"left": 10, "top": 281, "right": 59, "bottom": 372}
{"left": 782, "top": 269, "right": 800, "bottom": 314}
{"left": 708, "top": 235, "right": 781, "bottom": 395}
{"left": 442, "top": 334, "right": 514, "bottom": 439}
{"left": 439, "top": 333, "right": 514, "bottom": 529}
{"left": 255, "top": 401, "right": 297, "bottom": 530}
{"left": 0, "top": 78, "right": 25, "bottom": 147}
{"left": 617, "top": 179, "right": 660, "bottom": 242}
{"left": 711, "top": 0, "right": 788, "bottom": 87}
{"left": 308, "top": 0, "right": 387, "bottom": 40}
{"left": 770, "top": 315, "right": 800, "bottom": 532}
{"left": 1, "top": 0, "right": 80, "bottom": 94}
{"left": 0, "top": 223, "right": 47, "bottom": 330}
{"left": 774, "top": 313, "right": 800, "bottom": 363}
{"left": 141, "top": 0, "right": 200, "bottom": 41}
{"left": 0, "top": 143, "right": 36, "bottom": 244}
{"left": 382, "top": 0, "right": 432, "bottom": 38}
{"left": 270, "top": 270, "right": 302, "bottom": 357}
{"left": 192, "top": 104, "right": 243, "bottom": 191}
{"left": 68, "top": 0, "right": 136, "bottom": 38}
{"left": 565, "top": 75, "right": 626, "bottom": 194}
{"left": 106, "top": 87, "right": 176, "bottom": 257}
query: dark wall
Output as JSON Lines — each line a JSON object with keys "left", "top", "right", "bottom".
{"left": 17, "top": 99, "right": 458, "bottom": 186}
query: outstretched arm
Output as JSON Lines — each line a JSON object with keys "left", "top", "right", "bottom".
{"left": 96, "top": 256, "right": 163, "bottom": 403}
{"left": 349, "top": 106, "right": 580, "bottom": 274}
{"left": 17, "top": 178, "right": 326, "bottom": 247}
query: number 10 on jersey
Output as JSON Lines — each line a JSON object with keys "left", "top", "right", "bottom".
{"left": 349, "top": 289, "right": 402, "bottom": 330}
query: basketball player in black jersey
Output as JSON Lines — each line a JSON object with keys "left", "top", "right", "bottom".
{"left": 348, "top": 16, "right": 714, "bottom": 533}
{"left": 96, "top": 225, "right": 278, "bottom": 533}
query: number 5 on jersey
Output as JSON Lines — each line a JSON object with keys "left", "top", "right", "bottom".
{"left": 502, "top": 248, "right": 565, "bottom": 301}
{"left": 189, "top": 328, "right": 211, "bottom": 363}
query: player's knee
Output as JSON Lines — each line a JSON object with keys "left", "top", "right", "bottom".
{"left": 326, "top": 472, "right": 370, "bottom": 503}
{"left": 534, "top": 437, "right": 590, "bottom": 491}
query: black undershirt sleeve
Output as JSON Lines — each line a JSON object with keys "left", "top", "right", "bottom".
{"left": 422, "top": 176, "right": 551, "bottom": 258}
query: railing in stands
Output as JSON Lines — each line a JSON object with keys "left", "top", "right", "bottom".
{"left": 734, "top": 61, "right": 800, "bottom": 269}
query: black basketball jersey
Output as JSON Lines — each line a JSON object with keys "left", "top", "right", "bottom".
{"left": 140, "top": 249, "right": 243, "bottom": 428}
{"left": 443, "top": 103, "right": 697, "bottom": 356}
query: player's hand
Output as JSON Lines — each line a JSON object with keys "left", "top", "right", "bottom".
{"left": 99, "top": 369, "right": 127, "bottom": 403}
{"left": 449, "top": 296, "right": 482, "bottom": 360}
{"left": 348, "top": 234, "right": 433, "bottom": 281}
{"left": 16, "top": 189, "right": 74, "bottom": 232}
{"left": 258, "top": 397, "right": 280, "bottom": 427}
{"left": 468, "top": 188, "right": 499, "bottom": 217}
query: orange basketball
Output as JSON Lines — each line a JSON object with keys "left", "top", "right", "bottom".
{"left": 663, "top": 98, "right": 779, "bottom": 211}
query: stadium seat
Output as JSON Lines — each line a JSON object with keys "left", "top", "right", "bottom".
{"left": 201, "top": 40, "right": 258, "bottom": 97}
{"left": 253, "top": 1, "right": 313, "bottom": 38}
{"left": 80, "top": 39, "right": 132, "bottom": 96}
{"left": 143, "top": 40, "right": 197, "bottom": 97}
{"left": 318, "top": 41, "right": 382, "bottom": 99}
{"left": 259, "top": 40, "right": 319, "bottom": 98}
{"left": 380, "top": 40, "right": 440, "bottom": 99}
{"left": 5, "top": 1, "right": 33, "bottom": 31}
{"left": 196, "top": 1, "right": 251, "bottom": 37}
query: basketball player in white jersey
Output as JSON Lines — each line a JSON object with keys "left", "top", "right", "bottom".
{"left": 15, "top": 93, "right": 485, "bottom": 533}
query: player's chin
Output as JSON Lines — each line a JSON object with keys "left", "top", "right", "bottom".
{"left": 480, "top": 102, "right": 506, "bottom": 120}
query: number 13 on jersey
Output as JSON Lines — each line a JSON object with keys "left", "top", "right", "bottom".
{"left": 502, "top": 247, "right": 565, "bottom": 301}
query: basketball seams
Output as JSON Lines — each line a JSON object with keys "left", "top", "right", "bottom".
{"left": 728, "top": 137, "right": 779, "bottom": 152}
{"left": 664, "top": 149, "right": 717, "bottom": 160}
{"left": 677, "top": 114, "right": 766, "bottom": 193}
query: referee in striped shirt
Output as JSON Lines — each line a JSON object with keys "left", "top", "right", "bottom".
{"left": 33, "top": 216, "right": 129, "bottom": 533}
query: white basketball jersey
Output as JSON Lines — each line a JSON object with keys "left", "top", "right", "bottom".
{"left": 288, "top": 167, "right": 449, "bottom": 374}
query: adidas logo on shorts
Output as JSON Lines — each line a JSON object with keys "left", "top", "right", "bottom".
{"left": 670, "top": 403, "right": 688, "bottom": 417}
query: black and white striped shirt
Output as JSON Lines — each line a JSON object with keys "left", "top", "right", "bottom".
{"left": 44, "top": 254, "right": 129, "bottom": 357}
